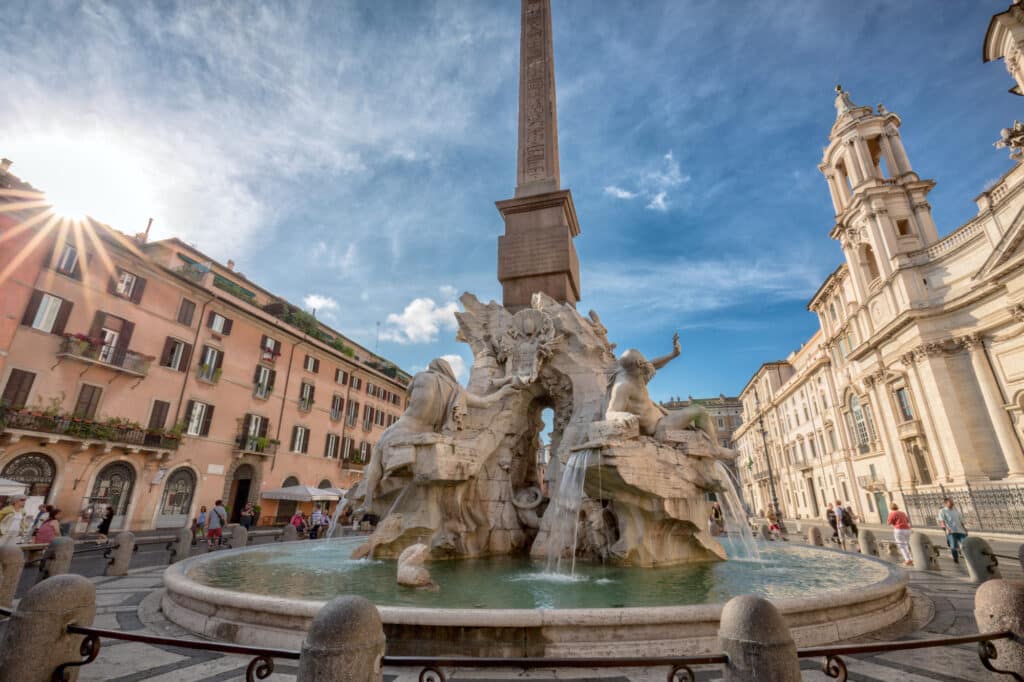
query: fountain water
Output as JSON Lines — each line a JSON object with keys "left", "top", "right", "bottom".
{"left": 544, "top": 449, "right": 593, "bottom": 575}
{"left": 713, "top": 461, "right": 762, "bottom": 562}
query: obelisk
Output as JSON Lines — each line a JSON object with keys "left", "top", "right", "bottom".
{"left": 496, "top": 0, "right": 581, "bottom": 310}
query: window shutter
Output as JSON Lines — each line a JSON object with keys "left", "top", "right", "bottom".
{"left": 185, "top": 400, "right": 195, "bottom": 426}
{"left": 324, "top": 434, "right": 331, "bottom": 457}
{"left": 88, "top": 311, "right": 105, "bottom": 340}
{"left": 207, "top": 311, "right": 216, "bottom": 328}
{"left": 260, "top": 335, "right": 269, "bottom": 351}
{"left": 201, "top": 404, "right": 215, "bottom": 436}
{"left": 148, "top": 400, "right": 170, "bottom": 431}
{"left": 309, "top": 385, "right": 316, "bottom": 402}
{"left": 302, "top": 429, "right": 309, "bottom": 454}
{"left": 241, "top": 413, "right": 251, "bottom": 439}
{"left": 1, "top": 369, "right": 35, "bottom": 409}
{"left": 258, "top": 417, "right": 269, "bottom": 438}
{"left": 20, "top": 290, "right": 43, "bottom": 326}
{"left": 253, "top": 365, "right": 262, "bottom": 384}
{"left": 131, "top": 276, "right": 147, "bottom": 304}
{"left": 118, "top": 321, "right": 135, "bottom": 353}
{"left": 107, "top": 275, "right": 118, "bottom": 295}
{"left": 52, "top": 300, "right": 73, "bottom": 335}
{"left": 267, "top": 369, "right": 277, "bottom": 392}
{"left": 291, "top": 425, "right": 299, "bottom": 451}
{"left": 177, "top": 299, "right": 195, "bottom": 326}
{"left": 213, "top": 349, "right": 224, "bottom": 372}
{"left": 274, "top": 339, "right": 282, "bottom": 354}
{"left": 222, "top": 318, "right": 233, "bottom": 335}
{"left": 313, "top": 358, "right": 320, "bottom": 373}
{"left": 161, "top": 338, "right": 176, "bottom": 366}
{"left": 179, "top": 343, "right": 193, "bottom": 372}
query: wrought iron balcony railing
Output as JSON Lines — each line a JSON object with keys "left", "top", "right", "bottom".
{"left": 233, "top": 434, "right": 279, "bottom": 456}
{"left": 0, "top": 408, "right": 180, "bottom": 451}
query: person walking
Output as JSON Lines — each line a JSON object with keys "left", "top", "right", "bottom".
{"left": 240, "top": 503, "right": 255, "bottom": 530}
{"left": 840, "top": 501, "right": 859, "bottom": 537}
{"left": 290, "top": 510, "right": 307, "bottom": 537}
{"left": 886, "top": 503, "right": 913, "bottom": 566}
{"left": 0, "top": 494, "right": 28, "bottom": 546}
{"left": 825, "top": 503, "right": 839, "bottom": 543}
{"left": 309, "top": 505, "right": 323, "bottom": 540}
{"left": 96, "top": 505, "right": 115, "bottom": 542}
{"left": 32, "top": 509, "right": 62, "bottom": 544}
{"left": 207, "top": 499, "right": 227, "bottom": 550}
{"left": 937, "top": 497, "right": 968, "bottom": 563}
{"left": 196, "top": 505, "right": 208, "bottom": 543}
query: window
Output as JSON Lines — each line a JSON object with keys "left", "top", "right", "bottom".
{"left": 110, "top": 269, "right": 146, "bottom": 303}
{"left": 895, "top": 218, "right": 912, "bottom": 237}
{"left": 291, "top": 425, "right": 309, "bottom": 454}
{"left": 367, "top": 382, "right": 376, "bottom": 397}
{"left": 304, "top": 355, "right": 320, "bottom": 373}
{"left": 185, "top": 400, "right": 215, "bottom": 436}
{"left": 253, "top": 365, "right": 275, "bottom": 399}
{"left": 206, "top": 311, "right": 233, "bottom": 335}
{"left": 21, "top": 291, "right": 72, "bottom": 335}
{"left": 55, "top": 243, "right": 80, "bottom": 278}
{"left": 299, "top": 382, "right": 315, "bottom": 411}
{"left": 848, "top": 395, "right": 870, "bottom": 453}
{"left": 159, "top": 338, "right": 192, "bottom": 372}
{"left": 346, "top": 400, "right": 359, "bottom": 426}
{"left": 330, "top": 394, "right": 344, "bottom": 421}
{"left": 239, "top": 413, "right": 270, "bottom": 451}
{"left": 1, "top": 369, "right": 36, "bottom": 409}
{"left": 198, "top": 346, "right": 222, "bottom": 382}
{"left": 827, "top": 428, "right": 837, "bottom": 451}
{"left": 342, "top": 436, "right": 354, "bottom": 460}
{"left": 351, "top": 376, "right": 362, "bottom": 390}
{"left": 829, "top": 302, "right": 838, "bottom": 321}
{"left": 177, "top": 298, "right": 196, "bottom": 326}
{"left": 895, "top": 387, "right": 914, "bottom": 422}
{"left": 73, "top": 384, "right": 103, "bottom": 419}
{"left": 362, "top": 405, "right": 374, "bottom": 431}
{"left": 148, "top": 400, "right": 171, "bottom": 431}
{"left": 260, "top": 335, "right": 282, "bottom": 360}
{"left": 335, "top": 368, "right": 348, "bottom": 385}
{"left": 325, "top": 433, "right": 340, "bottom": 459}
{"left": 357, "top": 441, "right": 371, "bottom": 463}
{"left": 716, "top": 416, "right": 724, "bottom": 428}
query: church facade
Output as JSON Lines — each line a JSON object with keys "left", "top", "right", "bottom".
{"left": 734, "top": 3, "right": 1024, "bottom": 532}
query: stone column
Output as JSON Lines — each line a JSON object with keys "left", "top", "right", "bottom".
{"left": 974, "top": 580, "right": 1024, "bottom": 676}
{"left": 0, "top": 544, "right": 25, "bottom": 607}
{"left": 878, "top": 132, "right": 902, "bottom": 177}
{"left": 297, "top": 595, "right": 385, "bottom": 682}
{"left": 865, "top": 376, "right": 908, "bottom": 486}
{"left": 718, "top": 595, "right": 801, "bottom": 682}
{"left": 888, "top": 132, "right": 913, "bottom": 176}
{"left": 39, "top": 536, "right": 75, "bottom": 582}
{"left": 170, "top": 527, "right": 192, "bottom": 564}
{"left": 853, "top": 137, "right": 876, "bottom": 183}
{"left": 963, "top": 335, "right": 1024, "bottom": 478}
{"left": 106, "top": 531, "right": 135, "bottom": 577}
{"left": 903, "top": 353, "right": 950, "bottom": 481}
{"left": 0, "top": 574, "right": 97, "bottom": 681}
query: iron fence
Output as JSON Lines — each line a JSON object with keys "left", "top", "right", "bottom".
{"left": 902, "top": 482, "right": 1024, "bottom": 534}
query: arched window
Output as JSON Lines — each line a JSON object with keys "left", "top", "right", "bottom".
{"left": 159, "top": 468, "right": 197, "bottom": 518}
{"left": 91, "top": 462, "right": 136, "bottom": 518}
{"left": 829, "top": 302, "right": 838, "bottom": 321}
{"left": 861, "top": 244, "right": 881, "bottom": 282}
{"left": 847, "top": 395, "right": 870, "bottom": 452}
{"left": 318, "top": 479, "right": 332, "bottom": 489}
{"left": 277, "top": 476, "right": 301, "bottom": 522}
{"left": 1, "top": 453, "right": 56, "bottom": 501}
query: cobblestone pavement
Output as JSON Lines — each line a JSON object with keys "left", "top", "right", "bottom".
{"left": 65, "top": 539, "right": 1022, "bottom": 682}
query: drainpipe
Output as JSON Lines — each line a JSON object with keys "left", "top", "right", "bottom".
{"left": 172, "top": 297, "right": 213, "bottom": 425}
{"left": 272, "top": 337, "right": 303, "bottom": 472}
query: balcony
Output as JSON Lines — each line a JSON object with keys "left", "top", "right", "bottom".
{"left": 233, "top": 434, "right": 279, "bottom": 457}
{"left": 0, "top": 408, "right": 180, "bottom": 456}
{"left": 752, "top": 469, "right": 771, "bottom": 482}
{"left": 57, "top": 336, "right": 151, "bottom": 377}
{"left": 857, "top": 474, "right": 886, "bottom": 491}
{"left": 253, "top": 383, "right": 271, "bottom": 400}
{"left": 897, "top": 419, "right": 923, "bottom": 440}
{"left": 298, "top": 397, "right": 314, "bottom": 413}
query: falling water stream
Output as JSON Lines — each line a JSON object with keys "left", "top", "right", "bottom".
{"left": 713, "top": 461, "right": 762, "bottom": 562}
{"left": 543, "top": 449, "right": 593, "bottom": 575}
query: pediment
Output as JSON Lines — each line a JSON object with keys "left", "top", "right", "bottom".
{"left": 975, "top": 200, "right": 1024, "bottom": 280}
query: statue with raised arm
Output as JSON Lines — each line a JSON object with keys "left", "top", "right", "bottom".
{"left": 605, "top": 333, "right": 733, "bottom": 459}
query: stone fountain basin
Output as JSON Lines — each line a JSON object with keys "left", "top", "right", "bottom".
{"left": 162, "top": 541, "right": 911, "bottom": 657}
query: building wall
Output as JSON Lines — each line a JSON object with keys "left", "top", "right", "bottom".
{"left": 0, "top": 171, "right": 410, "bottom": 531}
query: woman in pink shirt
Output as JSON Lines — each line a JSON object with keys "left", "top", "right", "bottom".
{"left": 33, "top": 508, "right": 62, "bottom": 545}
{"left": 886, "top": 503, "right": 913, "bottom": 566}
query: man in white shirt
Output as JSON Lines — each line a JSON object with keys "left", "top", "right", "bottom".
{"left": 0, "top": 494, "right": 28, "bottom": 546}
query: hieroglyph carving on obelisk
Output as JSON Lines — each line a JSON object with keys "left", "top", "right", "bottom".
{"left": 516, "top": 0, "right": 560, "bottom": 197}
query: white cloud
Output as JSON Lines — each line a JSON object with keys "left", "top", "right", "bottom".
{"left": 381, "top": 297, "right": 460, "bottom": 344}
{"left": 646, "top": 191, "right": 668, "bottom": 212}
{"left": 303, "top": 294, "right": 339, "bottom": 313}
{"left": 440, "top": 354, "right": 469, "bottom": 381}
{"left": 439, "top": 284, "right": 459, "bottom": 299}
{"left": 603, "top": 185, "right": 638, "bottom": 200}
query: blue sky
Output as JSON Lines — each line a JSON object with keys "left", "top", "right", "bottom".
{"left": 1, "top": 1, "right": 1019, "bottom": 400}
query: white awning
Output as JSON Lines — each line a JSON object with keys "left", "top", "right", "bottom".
{"left": 260, "top": 485, "right": 341, "bottom": 502}
{"left": 0, "top": 478, "right": 28, "bottom": 496}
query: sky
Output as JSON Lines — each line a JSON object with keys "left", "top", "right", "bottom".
{"left": 1, "top": 1, "right": 1020, "bottom": 401}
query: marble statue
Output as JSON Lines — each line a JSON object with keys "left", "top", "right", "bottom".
{"left": 994, "top": 120, "right": 1024, "bottom": 161}
{"left": 605, "top": 333, "right": 734, "bottom": 460}
{"left": 396, "top": 543, "right": 433, "bottom": 588}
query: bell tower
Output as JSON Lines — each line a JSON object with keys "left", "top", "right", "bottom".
{"left": 820, "top": 86, "right": 939, "bottom": 305}
{"left": 496, "top": 0, "right": 581, "bottom": 310}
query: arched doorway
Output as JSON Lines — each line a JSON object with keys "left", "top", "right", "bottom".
{"left": 228, "top": 464, "right": 255, "bottom": 524}
{"left": 1, "top": 453, "right": 56, "bottom": 502}
{"left": 91, "top": 461, "right": 136, "bottom": 531}
{"left": 156, "top": 468, "right": 197, "bottom": 528}
{"left": 276, "top": 475, "right": 300, "bottom": 523}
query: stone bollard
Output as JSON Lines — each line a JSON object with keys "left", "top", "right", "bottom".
{"left": 297, "top": 595, "right": 385, "bottom": 682}
{"left": 718, "top": 595, "right": 801, "bottom": 681}
{"left": 807, "top": 526, "right": 823, "bottom": 547}
{"left": 1018, "top": 544, "right": 1023, "bottom": 573}
{"left": 0, "top": 544, "right": 26, "bottom": 607}
{"left": 280, "top": 524, "right": 298, "bottom": 542}
{"left": 0, "top": 574, "right": 97, "bottom": 681}
{"left": 230, "top": 525, "right": 249, "bottom": 549}
{"left": 758, "top": 523, "right": 773, "bottom": 541}
{"left": 170, "top": 527, "right": 192, "bottom": 564}
{"left": 858, "top": 529, "right": 878, "bottom": 557}
{"left": 974, "top": 579, "right": 1024, "bottom": 676}
{"left": 105, "top": 531, "right": 135, "bottom": 577}
{"left": 962, "top": 536, "right": 1001, "bottom": 584}
{"left": 910, "top": 532, "right": 939, "bottom": 571}
{"left": 38, "top": 536, "right": 75, "bottom": 582}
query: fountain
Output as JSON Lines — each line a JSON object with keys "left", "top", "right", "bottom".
{"left": 160, "top": 0, "right": 912, "bottom": 657}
